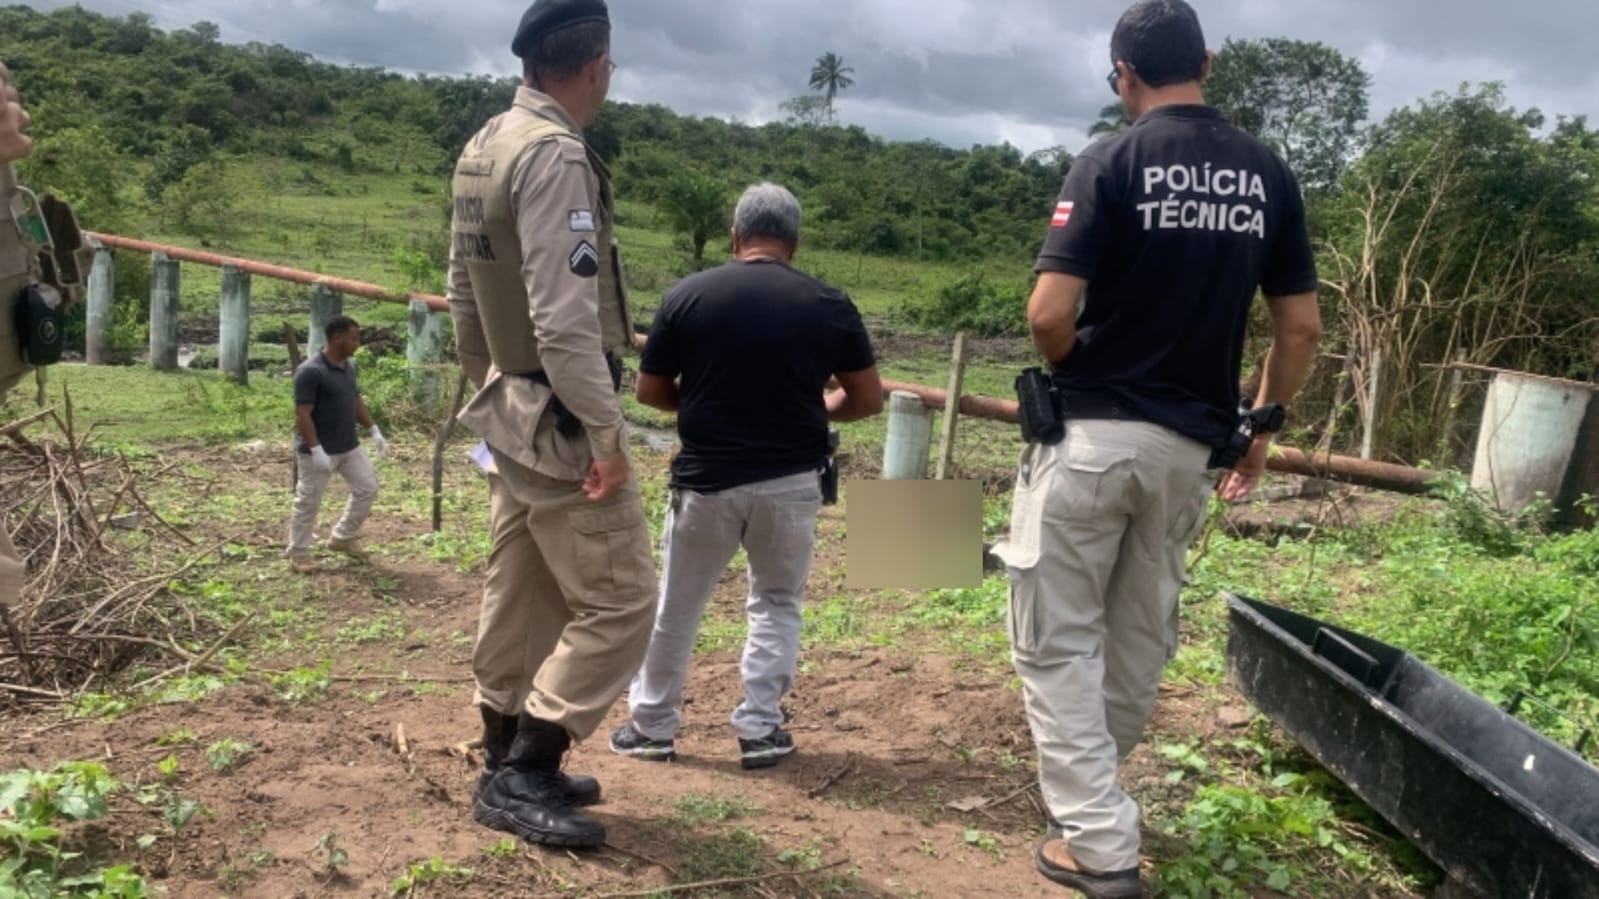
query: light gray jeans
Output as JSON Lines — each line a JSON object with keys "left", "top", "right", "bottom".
{"left": 285, "top": 446, "right": 379, "bottom": 557}
{"left": 628, "top": 470, "right": 822, "bottom": 741}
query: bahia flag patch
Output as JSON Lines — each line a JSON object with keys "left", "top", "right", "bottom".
{"left": 1051, "top": 201, "right": 1074, "bottom": 228}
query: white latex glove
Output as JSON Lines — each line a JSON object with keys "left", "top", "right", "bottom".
{"left": 368, "top": 425, "right": 388, "bottom": 458}
{"left": 310, "top": 445, "right": 333, "bottom": 473}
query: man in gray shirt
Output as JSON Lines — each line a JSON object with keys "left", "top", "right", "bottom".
{"left": 285, "top": 315, "right": 388, "bottom": 571}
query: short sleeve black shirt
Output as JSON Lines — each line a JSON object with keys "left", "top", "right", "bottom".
{"left": 293, "top": 353, "right": 361, "bottom": 455}
{"left": 640, "top": 259, "right": 876, "bottom": 493}
{"left": 1036, "top": 104, "right": 1318, "bottom": 448}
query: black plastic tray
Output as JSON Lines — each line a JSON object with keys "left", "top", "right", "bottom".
{"left": 1225, "top": 593, "right": 1599, "bottom": 899}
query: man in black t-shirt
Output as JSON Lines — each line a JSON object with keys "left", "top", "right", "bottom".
{"left": 285, "top": 316, "right": 388, "bottom": 572}
{"left": 990, "top": 2, "right": 1323, "bottom": 895}
{"left": 609, "top": 182, "right": 882, "bottom": 770}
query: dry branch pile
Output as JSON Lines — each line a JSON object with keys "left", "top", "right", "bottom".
{"left": 1, "top": 394, "right": 214, "bottom": 706}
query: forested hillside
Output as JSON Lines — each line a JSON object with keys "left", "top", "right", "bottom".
{"left": 0, "top": 4, "right": 1071, "bottom": 264}
{"left": 4, "top": 3, "right": 1598, "bottom": 464}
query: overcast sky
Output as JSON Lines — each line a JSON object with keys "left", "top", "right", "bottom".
{"left": 28, "top": 0, "right": 1599, "bottom": 154}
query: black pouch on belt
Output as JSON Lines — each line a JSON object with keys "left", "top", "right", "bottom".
{"left": 819, "top": 428, "right": 841, "bottom": 505}
{"left": 1015, "top": 367, "right": 1065, "bottom": 445}
{"left": 14, "top": 283, "right": 64, "bottom": 367}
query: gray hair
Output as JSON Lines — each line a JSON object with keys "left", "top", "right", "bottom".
{"left": 733, "top": 183, "right": 802, "bottom": 247}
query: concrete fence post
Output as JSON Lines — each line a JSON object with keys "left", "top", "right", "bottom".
{"left": 147, "top": 251, "right": 180, "bottom": 371}
{"left": 883, "top": 390, "right": 934, "bottom": 479}
{"left": 219, "top": 263, "right": 251, "bottom": 384}
{"left": 406, "top": 298, "right": 446, "bottom": 407}
{"left": 85, "top": 239, "right": 114, "bottom": 365}
{"left": 307, "top": 283, "right": 343, "bottom": 359}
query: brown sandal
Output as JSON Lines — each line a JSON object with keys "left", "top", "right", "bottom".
{"left": 1034, "top": 836, "right": 1144, "bottom": 898}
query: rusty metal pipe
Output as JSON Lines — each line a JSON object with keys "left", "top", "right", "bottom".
{"left": 869, "top": 378, "right": 1438, "bottom": 495}
{"left": 86, "top": 232, "right": 449, "bottom": 313}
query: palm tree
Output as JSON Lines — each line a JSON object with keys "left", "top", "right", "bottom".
{"left": 808, "top": 52, "right": 856, "bottom": 120}
{"left": 658, "top": 171, "right": 729, "bottom": 262}
{"left": 1088, "top": 103, "right": 1132, "bottom": 138}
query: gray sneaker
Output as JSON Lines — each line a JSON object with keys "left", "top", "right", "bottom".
{"left": 609, "top": 722, "right": 676, "bottom": 762}
{"left": 737, "top": 727, "right": 795, "bottom": 770}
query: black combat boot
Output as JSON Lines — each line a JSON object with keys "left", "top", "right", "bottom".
{"left": 472, "top": 713, "right": 606, "bottom": 848}
{"left": 476, "top": 707, "right": 601, "bottom": 807}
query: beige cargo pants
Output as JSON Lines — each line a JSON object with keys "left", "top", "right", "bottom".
{"left": 285, "top": 447, "right": 379, "bottom": 557}
{"left": 472, "top": 446, "right": 658, "bottom": 741}
{"left": 994, "top": 419, "right": 1216, "bottom": 872}
{"left": 0, "top": 524, "right": 22, "bottom": 606}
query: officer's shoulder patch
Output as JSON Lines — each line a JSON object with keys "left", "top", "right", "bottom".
{"left": 569, "top": 240, "right": 600, "bottom": 278}
{"left": 456, "top": 156, "right": 494, "bottom": 178}
{"left": 568, "top": 209, "right": 595, "bottom": 232}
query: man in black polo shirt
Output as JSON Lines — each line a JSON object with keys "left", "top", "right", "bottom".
{"left": 609, "top": 182, "right": 882, "bottom": 769}
{"left": 991, "top": 2, "right": 1323, "bottom": 895}
{"left": 285, "top": 315, "right": 388, "bottom": 572}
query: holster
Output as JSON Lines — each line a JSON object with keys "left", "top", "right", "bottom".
{"left": 819, "top": 429, "right": 841, "bottom": 505}
{"left": 14, "top": 283, "right": 64, "bottom": 366}
{"left": 1015, "top": 367, "right": 1066, "bottom": 445}
{"left": 524, "top": 352, "right": 623, "bottom": 438}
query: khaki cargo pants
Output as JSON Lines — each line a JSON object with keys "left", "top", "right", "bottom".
{"left": 995, "top": 419, "right": 1215, "bottom": 872}
{"left": 0, "top": 524, "right": 22, "bottom": 606}
{"left": 472, "top": 446, "right": 658, "bottom": 741}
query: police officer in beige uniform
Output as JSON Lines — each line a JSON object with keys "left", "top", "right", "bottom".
{"left": 0, "top": 61, "right": 34, "bottom": 607}
{"left": 444, "top": 0, "right": 656, "bottom": 850}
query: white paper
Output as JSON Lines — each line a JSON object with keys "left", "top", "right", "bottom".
{"left": 469, "top": 441, "right": 493, "bottom": 472}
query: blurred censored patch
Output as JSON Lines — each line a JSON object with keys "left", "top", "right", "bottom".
{"left": 844, "top": 480, "right": 982, "bottom": 590}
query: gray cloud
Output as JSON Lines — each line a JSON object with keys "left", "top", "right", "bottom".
{"left": 25, "top": 0, "right": 1599, "bottom": 153}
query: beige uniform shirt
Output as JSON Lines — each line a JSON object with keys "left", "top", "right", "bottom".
{"left": 448, "top": 89, "right": 627, "bottom": 479}
{"left": 0, "top": 191, "right": 32, "bottom": 398}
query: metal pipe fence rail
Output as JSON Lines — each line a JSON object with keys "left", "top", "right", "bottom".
{"left": 78, "top": 233, "right": 1443, "bottom": 501}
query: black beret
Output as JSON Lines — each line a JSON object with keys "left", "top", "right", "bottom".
{"left": 512, "top": 0, "right": 610, "bottom": 59}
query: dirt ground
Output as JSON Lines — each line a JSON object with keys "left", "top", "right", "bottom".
{"left": 0, "top": 436, "right": 1425, "bottom": 899}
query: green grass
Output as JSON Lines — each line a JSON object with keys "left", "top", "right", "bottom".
{"left": 672, "top": 792, "right": 758, "bottom": 825}
{"left": 613, "top": 198, "right": 1023, "bottom": 318}
{"left": 672, "top": 826, "right": 765, "bottom": 884}
{"left": 3, "top": 365, "right": 296, "bottom": 449}
{"left": 1180, "top": 493, "right": 1599, "bottom": 755}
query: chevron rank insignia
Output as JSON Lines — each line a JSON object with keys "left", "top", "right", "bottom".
{"left": 569, "top": 240, "right": 600, "bottom": 278}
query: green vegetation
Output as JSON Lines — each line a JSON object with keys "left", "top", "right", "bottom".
{"left": 673, "top": 792, "right": 759, "bottom": 825}
{"left": 390, "top": 857, "right": 474, "bottom": 896}
{"left": 1, "top": 762, "right": 153, "bottom": 898}
{"left": 204, "top": 738, "right": 254, "bottom": 773}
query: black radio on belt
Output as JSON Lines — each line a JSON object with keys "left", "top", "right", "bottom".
{"left": 1209, "top": 402, "right": 1287, "bottom": 469}
{"left": 14, "top": 283, "right": 64, "bottom": 367}
{"left": 1015, "top": 367, "right": 1066, "bottom": 445}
